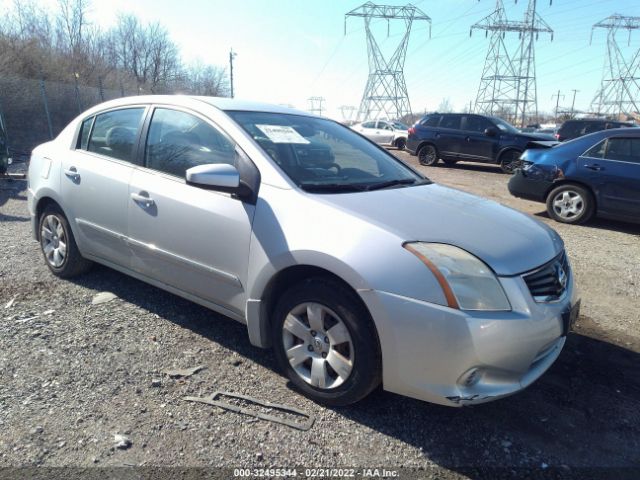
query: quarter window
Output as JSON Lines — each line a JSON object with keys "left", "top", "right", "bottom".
{"left": 604, "top": 138, "right": 640, "bottom": 163}
{"left": 77, "top": 117, "right": 94, "bottom": 150}
{"left": 87, "top": 108, "right": 144, "bottom": 161}
{"left": 145, "top": 108, "right": 235, "bottom": 178}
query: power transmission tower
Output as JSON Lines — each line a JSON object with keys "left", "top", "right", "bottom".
{"left": 345, "top": 3, "right": 431, "bottom": 122}
{"left": 308, "top": 96, "right": 325, "bottom": 116}
{"left": 471, "top": 0, "right": 553, "bottom": 126}
{"left": 339, "top": 105, "right": 358, "bottom": 122}
{"left": 590, "top": 15, "right": 640, "bottom": 119}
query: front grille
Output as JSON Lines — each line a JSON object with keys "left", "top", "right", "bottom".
{"left": 523, "top": 252, "right": 570, "bottom": 302}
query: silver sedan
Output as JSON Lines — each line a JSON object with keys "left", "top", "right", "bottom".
{"left": 352, "top": 120, "right": 408, "bottom": 150}
{"left": 27, "top": 96, "right": 580, "bottom": 406}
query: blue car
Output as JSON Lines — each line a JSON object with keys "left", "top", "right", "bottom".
{"left": 508, "top": 128, "right": 640, "bottom": 224}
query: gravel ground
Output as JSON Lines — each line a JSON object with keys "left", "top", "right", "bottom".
{"left": 0, "top": 157, "right": 639, "bottom": 479}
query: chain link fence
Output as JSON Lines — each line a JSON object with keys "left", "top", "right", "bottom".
{"left": 0, "top": 75, "right": 138, "bottom": 163}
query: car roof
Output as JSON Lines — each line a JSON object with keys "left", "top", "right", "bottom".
{"left": 563, "top": 118, "right": 632, "bottom": 124}
{"left": 80, "top": 95, "right": 316, "bottom": 118}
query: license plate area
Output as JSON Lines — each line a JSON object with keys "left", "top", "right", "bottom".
{"left": 562, "top": 299, "right": 580, "bottom": 336}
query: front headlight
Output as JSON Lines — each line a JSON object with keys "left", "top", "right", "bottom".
{"left": 404, "top": 242, "right": 511, "bottom": 311}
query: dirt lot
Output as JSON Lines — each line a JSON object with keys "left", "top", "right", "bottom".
{"left": 1, "top": 156, "right": 639, "bottom": 479}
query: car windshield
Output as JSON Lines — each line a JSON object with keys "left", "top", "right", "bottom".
{"left": 227, "top": 111, "right": 427, "bottom": 193}
{"left": 392, "top": 122, "right": 409, "bottom": 130}
{"left": 491, "top": 117, "right": 519, "bottom": 134}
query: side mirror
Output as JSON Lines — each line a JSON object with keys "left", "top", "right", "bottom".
{"left": 186, "top": 163, "right": 240, "bottom": 190}
{"left": 484, "top": 127, "right": 498, "bottom": 137}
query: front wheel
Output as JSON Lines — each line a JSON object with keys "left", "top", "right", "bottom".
{"left": 546, "top": 184, "right": 595, "bottom": 224}
{"left": 272, "top": 278, "right": 381, "bottom": 406}
{"left": 418, "top": 144, "right": 439, "bottom": 166}
{"left": 499, "top": 149, "right": 522, "bottom": 174}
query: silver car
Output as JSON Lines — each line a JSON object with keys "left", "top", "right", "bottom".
{"left": 352, "top": 120, "right": 408, "bottom": 150}
{"left": 27, "top": 96, "right": 580, "bottom": 406}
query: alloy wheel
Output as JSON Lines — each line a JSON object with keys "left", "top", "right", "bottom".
{"left": 552, "top": 190, "right": 585, "bottom": 220}
{"left": 418, "top": 145, "right": 437, "bottom": 165}
{"left": 41, "top": 214, "right": 67, "bottom": 268}
{"left": 282, "top": 302, "right": 354, "bottom": 389}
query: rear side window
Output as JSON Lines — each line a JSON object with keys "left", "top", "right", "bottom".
{"left": 88, "top": 108, "right": 144, "bottom": 161}
{"left": 559, "top": 121, "right": 581, "bottom": 138}
{"left": 145, "top": 108, "right": 235, "bottom": 178}
{"left": 440, "top": 115, "right": 461, "bottom": 130}
{"left": 77, "top": 117, "right": 94, "bottom": 150}
{"left": 421, "top": 115, "right": 441, "bottom": 127}
{"left": 605, "top": 138, "right": 640, "bottom": 163}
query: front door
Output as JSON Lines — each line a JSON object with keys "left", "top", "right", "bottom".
{"left": 127, "top": 107, "right": 255, "bottom": 315}
{"left": 60, "top": 107, "right": 146, "bottom": 267}
{"left": 578, "top": 136, "right": 640, "bottom": 220}
{"left": 459, "top": 115, "right": 495, "bottom": 161}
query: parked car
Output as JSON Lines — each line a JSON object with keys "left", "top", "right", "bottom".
{"left": 406, "top": 113, "right": 556, "bottom": 173}
{"left": 352, "top": 119, "right": 408, "bottom": 150}
{"left": 509, "top": 128, "right": 640, "bottom": 224}
{"left": 28, "top": 96, "right": 579, "bottom": 407}
{"left": 556, "top": 118, "right": 636, "bottom": 142}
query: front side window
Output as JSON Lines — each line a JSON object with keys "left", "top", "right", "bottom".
{"left": 605, "top": 138, "right": 640, "bottom": 163}
{"left": 145, "top": 108, "right": 235, "bottom": 177}
{"left": 87, "top": 108, "right": 144, "bottom": 161}
{"left": 228, "top": 111, "right": 425, "bottom": 193}
{"left": 463, "top": 115, "right": 492, "bottom": 133}
{"left": 361, "top": 121, "right": 376, "bottom": 128}
{"left": 440, "top": 115, "right": 461, "bottom": 130}
{"left": 583, "top": 139, "right": 606, "bottom": 159}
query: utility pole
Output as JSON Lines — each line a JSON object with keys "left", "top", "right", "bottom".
{"left": 552, "top": 90, "right": 564, "bottom": 123}
{"left": 570, "top": 89, "right": 579, "bottom": 118}
{"left": 471, "top": 0, "right": 553, "bottom": 126}
{"left": 590, "top": 15, "right": 640, "bottom": 119}
{"left": 345, "top": 3, "right": 431, "bottom": 121}
{"left": 229, "top": 48, "right": 237, "bottom": 98}
{"left": 308, "top": 97, "right": 325, "bottom": 116}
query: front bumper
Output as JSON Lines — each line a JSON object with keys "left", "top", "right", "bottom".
{"left": 360, "top": 268, "right": 579, "bottom": 407}
{"left": 508, "top": 168, "right": 553, "bottom": 202}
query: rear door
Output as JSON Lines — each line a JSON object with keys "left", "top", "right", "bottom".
{"left": 60, "top": 106, "right": 147, "bottom": 268}
{"left": 578, "top": 136, "right": 640, "bottom": 220}
{"left": 437, "top": 115, "right": 464, "bottom": 158}
{"left": 459, "top": 115, "right": 495, "bottom": 161}
{"left": 126, "top": 106, "right": 256, "bottom": 315}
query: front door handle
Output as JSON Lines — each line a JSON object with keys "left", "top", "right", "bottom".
{"left": 64, "top": 167, "right": 80, "bottom": 181}
{"left": 131, "top": 192, "right": 155, "bottom": 208}
{"left": 585, "top": 164, "right": 603, "bottom": 171}
{"left": 465, "top": 136, "right": 471, "bottom": 142}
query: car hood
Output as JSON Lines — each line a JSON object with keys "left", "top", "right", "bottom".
{"left": 518, "top": 132, "right": 556, "bottom": 141}
{"left": 317, "top": 184, "right": 563, "bottom": 276}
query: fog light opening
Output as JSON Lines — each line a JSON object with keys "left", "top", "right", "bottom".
{"left": 459, "top": 368, "right": 483, "bottom": 387}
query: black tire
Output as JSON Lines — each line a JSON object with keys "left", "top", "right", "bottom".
{"left": 417, "top": 144, "right": 439, "bottom": 166}
{"left": 546, "top": 184, "right": 595, "bottom": 225}
{"left": 38, "top": 204, "right": 92, "bottom": 278}
{"left": 271, "top": 277, "right": 381, "bottom": 406}
{"left": 395, "top": 137, "right": 407, "bottom": 150}
{"left": 499, "top": 149, "right": 522, "bottom": 174}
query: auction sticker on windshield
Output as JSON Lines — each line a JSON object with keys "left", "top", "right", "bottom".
{"left": 256, "top": 125, "right": 310, "bottom": 144}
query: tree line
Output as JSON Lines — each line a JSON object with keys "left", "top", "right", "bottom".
{"left": 0, "top": 0, "right": 230, "bottom": 96}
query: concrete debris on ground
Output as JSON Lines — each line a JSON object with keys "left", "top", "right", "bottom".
{"left": 91, "top": 292, "right": 117, "bottom": 305}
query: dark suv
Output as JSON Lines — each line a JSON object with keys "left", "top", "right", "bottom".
{"left": 407, "top": 113, "right": 555, "bottom": 173}
{"left": 556, "top": 118, "right": 636, "bottom": 142}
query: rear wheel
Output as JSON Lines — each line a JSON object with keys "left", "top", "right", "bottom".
{"left": 499, "top": 149, "right": 522, "bottom": 174}
{"left": 39, "top": 205, "right": 92, "bottom": 277}
{"left": 418, "top": 144, "right": 439, "bottom": 166}
{"left": 546, "top": 184, "right": 595, "bottom": 224}
{"left": 272, "top": 277, "right": 381, "bottom": 406}
{"left": 395, "top": 137, "right": 406, "bottom": 150}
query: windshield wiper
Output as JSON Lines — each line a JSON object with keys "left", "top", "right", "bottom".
{"left": 364, "top": 178, "right": 429, "bottom": 191}
{"left": 299, "top": 183, "right": 368, "bottom": 193}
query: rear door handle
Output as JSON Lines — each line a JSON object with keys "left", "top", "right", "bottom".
{"left": 64, "top": 167, "right": 80, "bottom": 180}
{"left": 465, "top": 136, "right": 471, "bottom": 142}
{"left": 131, "top": 192, "right": 155, "bottom": 208}
{"left": 585, "top": 164, "right": 603, "bottom": 171}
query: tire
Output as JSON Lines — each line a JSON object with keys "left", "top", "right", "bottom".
{"left": 499, "top": 149, "right": 522, "bottom": 174}
{"left": 395, "top": 137, "right": 407, "bottom": 151}
{"left": 417, "top": 144, "right": 439, "bottom": 166}
{"left": 546, "top": 184, "right": 595, "bottom": 225}
{"left": 39, "top": 204, "right": 92, "bottom": 278}
{"left": 271, "top": 277, "right": 381, "bottom": 406}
